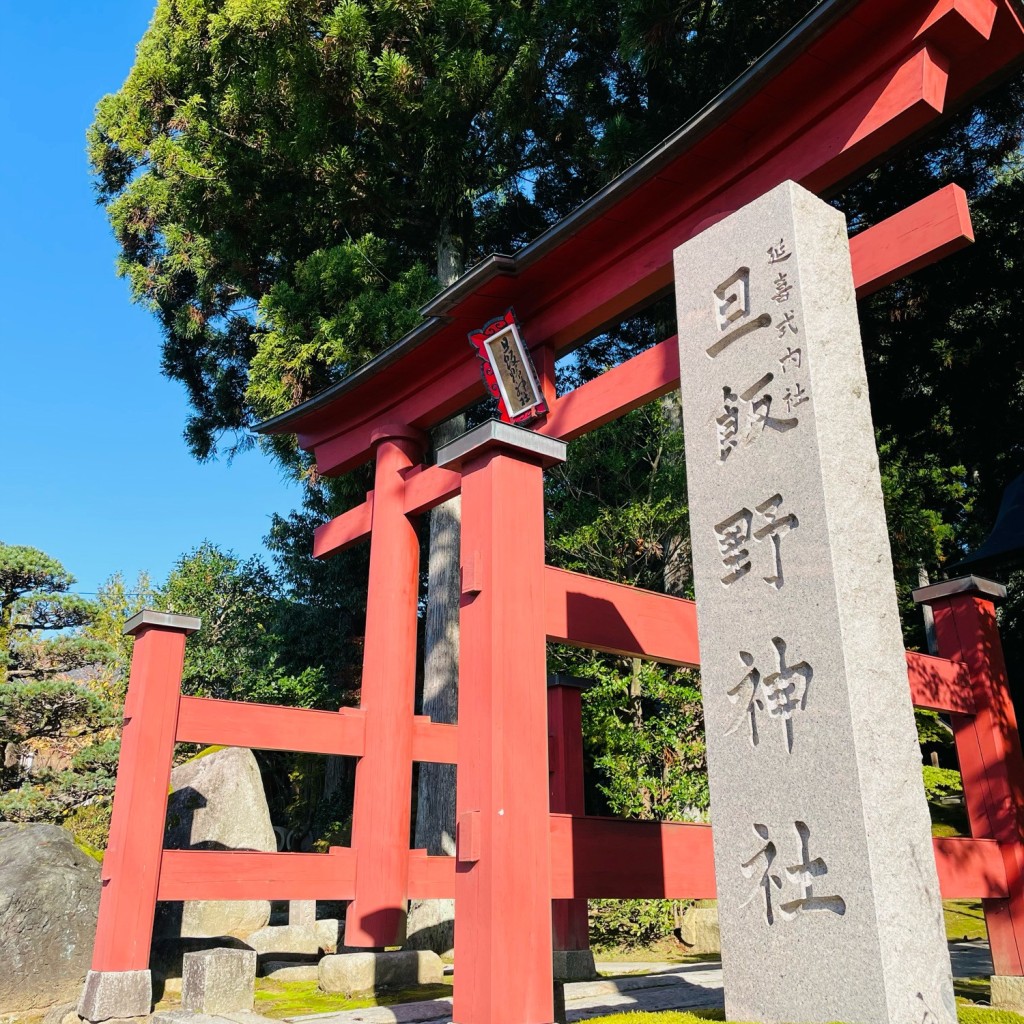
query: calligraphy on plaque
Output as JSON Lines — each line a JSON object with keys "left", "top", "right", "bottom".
{"left": 468, "top": 308, "right": 549, "bottom": 424}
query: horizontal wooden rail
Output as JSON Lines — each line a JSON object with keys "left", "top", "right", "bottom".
{"left": 906, "top": 651, "right": 976, "bottom": 714}
{"left": 312, "top": 496, "right": 373, "bottom": 559}
{"left": 157, "top": 848, "right": 357, "bottom": 901}
{"left": 156, "top": 817, "right": 1008, "bottom": 903}
{"left": 175, "top": 697, "right": 366, "bottom": 757}
{"left": 403, "top": 464, "right": 462, "bottom": 517}
{"left": 545, "top": 566, "right": 700, "bottom": 666}
{"left": 849, "top": 183, "right": 973, "bottom": 296}
{"left": 933, "top": 836, "right": 1008, "bottom": 899}
{"left": 549, "top": 814, "right": 716, "bottom": 899}
{"left": 412, "top": 717, "right": 458, "bottom": 764}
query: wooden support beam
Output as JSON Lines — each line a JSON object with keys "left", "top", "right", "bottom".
{"left": 158, "top": 848, "right": 357, "bottom": 901}
{"left": 544, "top": 566, "right": 700, "bottom": 666}
{"left": 156, "top": 821, "right": 1010, "bottom": 904}
{"left": 313, "top": 495, "right": 373, "bottom": 559}
{"left": 850, "top": 184, "right": 973, "bottom": 296}
{"left": 408, "top": 850, "right": 457, "bottom": 899}
{"left": 906, "top": 651, "right": 975, "bottom": 713}
{"left": 548, "top": 814, "right": 716, "bottom": 900}
{"left": 403, "top": 463, "right": 462, "bottom": 516}
{"left": 176, "top": 696, "right": 367, "bottom": 756}
{"left": 345, "top": 433, "right": 423, "bottom": 948}
{"left": 411, "top": 717, "right": 458, "bottom": 764}
{"left": 933, "top": 837, "right": 1009, "bottom": 899}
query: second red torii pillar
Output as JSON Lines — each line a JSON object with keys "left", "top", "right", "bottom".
{"left": 438, "top": 421, "right": 567, "bottom": 1024}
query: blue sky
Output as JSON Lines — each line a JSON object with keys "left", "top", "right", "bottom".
{"left": 1, "top": 4, "right": 302, "bottom": 594}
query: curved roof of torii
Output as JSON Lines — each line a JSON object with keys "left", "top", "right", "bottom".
{"left": 257, "top": 0, "right": 1024, "bottom": 475}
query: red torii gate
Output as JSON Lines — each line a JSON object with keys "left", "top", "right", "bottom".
{"left": 85, "top": 1, "right": 1024, "bottom": 1022}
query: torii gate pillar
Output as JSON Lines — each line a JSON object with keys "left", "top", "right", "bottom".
{"left": 437, "top": 421, "right": 567, "bottom": 1024}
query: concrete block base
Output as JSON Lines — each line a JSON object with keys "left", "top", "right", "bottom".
{"left": 77, "top": 969, "right": 152, "bottom": 1022}
{"left": 181, "top": 947, "right": 257, "bottom": 1015}
{"left": 553, "top": 949, "right": 597, "bottom": 981}
{"left": 992, "top": 975, "right": 1024, "bottom": 1012}
{"left": 318, "top": 950, "right": 444, "bottom": 996}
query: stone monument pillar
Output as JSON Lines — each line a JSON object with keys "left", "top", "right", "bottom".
{"left": 673, "top": 179, "right": 955, "bottom": 1024}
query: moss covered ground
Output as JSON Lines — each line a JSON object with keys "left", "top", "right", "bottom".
{"left": 584, "top": 1009, "right": 1024, "bottom": 1024}
{"left": 251, "top": 977, "right": 452, "bottom": 1020}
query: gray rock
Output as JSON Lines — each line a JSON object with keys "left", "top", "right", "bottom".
{"left": 315, "top": 919, "right": 342, "bottom": 954}
{"left": 244, "top": 924, "right": 318, "bottom": 962}
{"left": 77, "top": 969, "right": 151, "bottom": 1022}
{"left": 0, "top": 822, "right": 101, "bottom": 1014}
{"left": 260, "top": 961, "right": 319, "bottom": 982}
{"left": 552, "top": 950, "right": 597, "bottom": 981}
{"left": 157, "top": 747, "right": 276, "bottom": 940}
{"left": 673, "top": 179, "right": 955, "bottom": 1024}
{"left": 679, "top": 904, "right": 720, "bottom": 955}
{"left": 181, "top": 948, "right": 256, "bottom": 1015}
{"left": 318, "top": 951, "right": 444, "bottom": 996}
{"left": 41, "top": 1001, "right": 79, "bottom": 1024}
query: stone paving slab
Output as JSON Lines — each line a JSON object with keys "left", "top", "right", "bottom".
{"left": 152, "top": 941, "right": 993, "bottom": 1024}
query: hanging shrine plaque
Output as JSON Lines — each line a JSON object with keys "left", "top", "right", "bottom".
{"left": 674, "top": 180, "right": 954, "bottom": 1024}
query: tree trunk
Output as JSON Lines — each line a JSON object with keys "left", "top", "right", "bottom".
{"left": 661, "top": 392, "right": 691, "bottom": 595}
{"left": 405, "top": 230, "right": 464, "bottom": 955}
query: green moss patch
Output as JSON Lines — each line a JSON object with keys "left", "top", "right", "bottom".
{"left": 253, "top": 977, "right": 452, "bottom": 1020}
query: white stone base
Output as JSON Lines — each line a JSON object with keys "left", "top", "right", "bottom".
{"left": 992, "top": 975, "right": 1024, "bottom": 1012}
{"left": 77, "top": 969, "right": 151, "bottom": 1022}
{"left": 181, "top": 947, "right": 256, "bottom": 1015}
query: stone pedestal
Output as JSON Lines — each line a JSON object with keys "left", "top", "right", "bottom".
{"left": 318, "top": 950, "right": 444, "bottom": 997}
{"left": 673, "top": 179, "right": 955, "bottom": 1024}
{"left": 77, "top": 969, "right": 151, "bottom": 1022}
{"left": 992, "top": 976, "right": 1024, "bottom": 1012}
{"left": 181, "top": 947, "right": 256, "bottom": 1015}
{"left": 289, "top": 899, "right": 316, "bottom": 927}
{"left": 552, "top": 949, "right": 597, "bottom": 981}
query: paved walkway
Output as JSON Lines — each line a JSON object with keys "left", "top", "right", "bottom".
{"left": 152, "top": 941, "right": 994, "bottom": 1024}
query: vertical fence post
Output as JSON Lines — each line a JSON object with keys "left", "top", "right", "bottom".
{"left": 914, "top": 576, "right": 1024, "bottom": 987}
{"left": 439, "top": 422, "right": 566, "bottom": 1024}
{"left": 80, "top": 610, "right": 199, "bottom": 1022}
{"left": 547, "top": 674, "right": 594, "bottom": 979}
{"left": 344, "top": 425, "right": 424, "bottom": 948}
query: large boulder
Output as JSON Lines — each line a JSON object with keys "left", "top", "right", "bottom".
{"left": 0, "top": 822, "right": 101, "bottom": 1013}
{"left": 156, "top": 746, "right": 276, "bottom": 940}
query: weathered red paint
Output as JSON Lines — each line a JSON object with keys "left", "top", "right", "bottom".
{"left": 927, "top": 587, "right": 1024, "bottom": 975}
{"left": 545, "top": 566, "right": 700, "bottom": 666}
{"left": 454, "top": 444, "right": 554, "bottom": 1024}
{"left": 91, "top": 623, "right": 188, "bottom": 972}
{"left": 344, "top": 431, "right": 423, "bottom": 948}
{"left": 548, "top": 683, "right": 589, "bottom": 951}
{"left": 176, "top": 696, "right": 366, "bottom": 755}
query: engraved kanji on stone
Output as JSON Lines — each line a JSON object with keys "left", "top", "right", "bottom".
{"left": 708, "top": 268, "right": 773, "bottom": 357}
{"left": 741, "top": 821, "right": 845, "bottom": 926}
{"left": 771, "top": 271, "right": 794, "bottom": 304}
{"left": 777, "top": 312, "right": 798, "bottom": 339}
{"left": 714, "top": 508, "right": 753, "bottom": 584}
{"left": 783, "top": 381, "right": 810, "bottom": 412}
{"left": 767, "top": 238, "right": 792, "bottom": 264}
{"left": 726, "top": 636, "right": 812, "bottom": 752}
{"left": 779, "top": 344, "right": 801, "bottom": 370}
{"left": 716, "top": 373, "right": 799, "bottom": 461}
{"left": 740, "top": 824, "right": 782, "bottom": 924}
{"left": 753, "top": 494, "right": 798, "bottom": 589}
{"left": 779, "top": 821, "right": 847, "bottom": 920}
{"left": 714, "top": 495, "right": 797, "bottom": 588}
